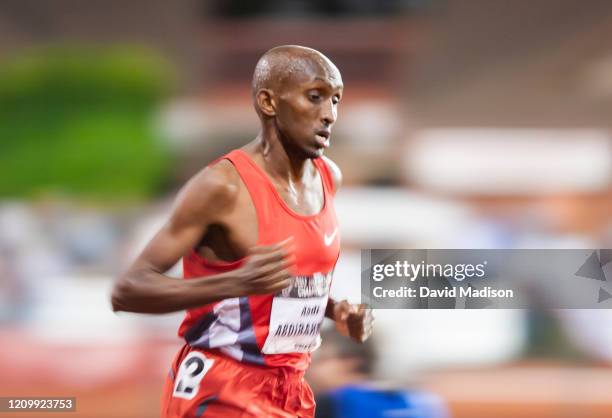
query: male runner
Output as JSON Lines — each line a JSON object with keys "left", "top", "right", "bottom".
{"left": 111, "top": 45, "right": 373, "bottom": 417}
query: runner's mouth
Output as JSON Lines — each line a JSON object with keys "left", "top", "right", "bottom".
{"left": 315, "top": 131, "right": 330, "bottom": 148}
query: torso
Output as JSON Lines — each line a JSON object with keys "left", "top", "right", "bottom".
{"left": 179, "top": 147, "right": 340, "bottom": 370}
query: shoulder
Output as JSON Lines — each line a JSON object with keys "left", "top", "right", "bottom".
{"left": 320, "top": 156, "right": 342, "bottom": 194}
{"left": 171, "top": 159, "right": 241, "bottom": 225}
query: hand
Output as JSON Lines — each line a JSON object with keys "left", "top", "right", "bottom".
{"left": 332, "top": 300, "right": 374, "bottom": 343}
{"left": 233, "top": 237, "right": 295, "bottom": 295}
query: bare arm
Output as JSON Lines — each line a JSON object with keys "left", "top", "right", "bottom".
{"left": 322, "top": 156, "right": 344, "bottom": 318}
{"left": 321, "top": 157, "right": 373, "bottom": 342}
{"left": 111, "top": 164, "right": 293, "bottom": 314}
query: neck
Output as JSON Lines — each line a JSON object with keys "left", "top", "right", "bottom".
{"left": 254, "top": 123, "right": 310, "bottom": 183}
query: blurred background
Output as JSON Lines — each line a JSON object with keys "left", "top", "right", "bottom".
{"left": 1, "top": 0, "right": 611, "bottom": 417}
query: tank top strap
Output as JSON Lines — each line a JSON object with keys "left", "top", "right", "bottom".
{"left": 221, "top": 149, "right": 280, "bottom": 244}
{"left": 312, "top": 157, "right": 335, "bottom": 196}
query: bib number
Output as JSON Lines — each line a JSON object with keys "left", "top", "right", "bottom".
{"left": 173, "top": 352, "right": 214, "bottom": 400}
{"left": 262, "top": 272, "right": 331, "bottom": 354}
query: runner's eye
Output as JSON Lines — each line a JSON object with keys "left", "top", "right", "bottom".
{"left": 308, "top": 92, "right": 321, "bottom": 102}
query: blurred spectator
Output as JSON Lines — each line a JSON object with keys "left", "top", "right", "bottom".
{"left": 309, "top": 329, "right": 449, "bottom": 418}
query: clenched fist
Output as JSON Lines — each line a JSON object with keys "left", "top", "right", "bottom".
{"left": 331, "top": 300, "right": 373, "bottom": 343}
{"left": 233, "top": 237, "right": 296, "bottom": 295}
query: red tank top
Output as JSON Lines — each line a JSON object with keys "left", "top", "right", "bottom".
{"left": 178, "top": 149, "right": 340, "bottom": 371}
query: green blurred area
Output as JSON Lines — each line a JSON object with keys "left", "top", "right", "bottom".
{"left": 0, "top": 46, "right": 176, "bottom": 201}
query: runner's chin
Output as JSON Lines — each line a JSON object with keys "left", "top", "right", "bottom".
{"left": 307, "top": 143, "right": 325, "bottom": 158}
{"left": 312, "top": 139, "right": 328, "bottom": 157}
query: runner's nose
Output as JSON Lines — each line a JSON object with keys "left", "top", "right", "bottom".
{"left": 321, "top": 99, "right": 336, "bottom": 126}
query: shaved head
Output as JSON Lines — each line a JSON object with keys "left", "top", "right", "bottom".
{"left": 252, "top": 45, "right": 342, "bottom": 101}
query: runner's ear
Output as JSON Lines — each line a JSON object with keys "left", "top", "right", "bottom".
{"left": 256, "top": 89, "right": 276, "bottom": 117}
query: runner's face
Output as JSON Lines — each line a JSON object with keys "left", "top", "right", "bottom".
{"left": 275, "top": 67, "right": 343, "bottom": 158}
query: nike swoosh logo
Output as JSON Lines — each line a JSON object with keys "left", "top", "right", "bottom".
{"left": 324, "top": 227, "right": 338, "bottom": 246}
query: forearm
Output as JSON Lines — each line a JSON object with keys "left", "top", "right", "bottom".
{"left": 111, "top": 268, "right": 237, "bottom": 314}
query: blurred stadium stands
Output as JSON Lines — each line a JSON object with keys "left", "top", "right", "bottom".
{"left": 0, "top": 1, "right": 611, "bottom": 417}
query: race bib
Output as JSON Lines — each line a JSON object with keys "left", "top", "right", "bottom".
{"left": 262, "top": 272, "right": 332, "bottom": 354}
